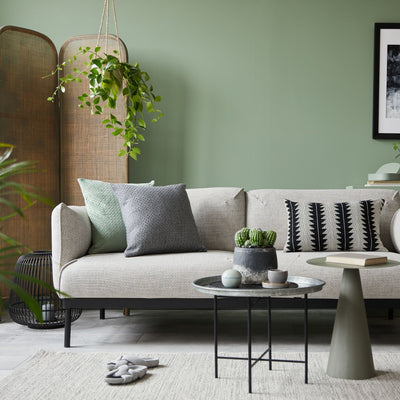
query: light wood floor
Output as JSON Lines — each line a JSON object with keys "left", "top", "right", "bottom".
{"left": 1, "top": 308, "right": 399, "bottom": 381}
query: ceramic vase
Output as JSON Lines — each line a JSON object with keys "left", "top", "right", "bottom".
{"left": 233, "top": 247, "right": 278, "bottom": 284}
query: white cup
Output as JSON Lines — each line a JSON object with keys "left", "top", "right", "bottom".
{"left": 267, "top": 269, "right": 288, "bottom": 284}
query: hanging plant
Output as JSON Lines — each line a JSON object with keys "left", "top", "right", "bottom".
{"left": 45, "top": 0, "right": 163, "bottom": 160}
{"left": 45, "top": 46, "right": 163, "bottom": 160}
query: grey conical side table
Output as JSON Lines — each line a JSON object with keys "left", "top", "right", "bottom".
{"left": 307, "top": 257, "right": 399, "bottom": 380}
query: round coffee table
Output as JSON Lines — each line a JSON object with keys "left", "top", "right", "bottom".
{"left": 307, "top": 257, "right": 399, "bottom": 380}
{"left": 192, "top": 275, "right": 325, "bottom": 393}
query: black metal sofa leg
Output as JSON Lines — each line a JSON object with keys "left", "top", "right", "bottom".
{"left": 100, "top": 308, "right": 105, "bottom": 319}
{"left": 64, "top": 308, "right": 71, "bottom": 348}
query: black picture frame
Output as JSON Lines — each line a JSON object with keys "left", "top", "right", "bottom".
{"left": 373, "top": 23, "right": 400, "bottom": 139}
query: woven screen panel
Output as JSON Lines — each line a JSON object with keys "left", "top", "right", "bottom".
{"left": 0, "top": 26, "right": 59, "bottom": 281}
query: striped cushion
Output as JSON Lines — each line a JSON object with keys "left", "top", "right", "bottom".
{"left": 283, "top": 199, "right": 387, "bottom": 252}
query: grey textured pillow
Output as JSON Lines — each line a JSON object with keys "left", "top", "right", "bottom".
{"left": 78, "top": 178, "right": 154, "bottom": 254}
{"left": 111, "top": 183, "right": 206, "bottom": 256}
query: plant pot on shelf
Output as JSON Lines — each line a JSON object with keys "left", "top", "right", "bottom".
{"left": 233, "top": 246, "right": 278, "bottom": 284}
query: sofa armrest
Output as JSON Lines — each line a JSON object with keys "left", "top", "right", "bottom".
{"left": 51, "top": 203, "right": 91, "bottom": 290}
{"left": 390, "top": 208, "right": 400, "bottom": 253}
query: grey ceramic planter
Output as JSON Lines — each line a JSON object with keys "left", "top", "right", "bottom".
{"left": 233, "top": 247, "right": 278, "bottom": 284}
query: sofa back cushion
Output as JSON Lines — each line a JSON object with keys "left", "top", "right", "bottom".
{"left": 246, "top": 189, "right": 400, "bottom": 251}
{"left": 186, "top": 187, "right": 245, "bottom": 251}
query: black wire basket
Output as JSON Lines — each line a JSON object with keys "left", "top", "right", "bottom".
{"left": 8, "top": 251, "right": 81, "bottom": 329}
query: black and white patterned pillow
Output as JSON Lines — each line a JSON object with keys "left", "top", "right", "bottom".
{"left": 284, "top": 199, "right": 387, "bottom": 252}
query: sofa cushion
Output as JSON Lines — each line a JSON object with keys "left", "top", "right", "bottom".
{"left": 78, "top": 178, "right": 154, "bottom": 254}
{"left": 55, "top": 249, "right": 400, "bottom": 300}
{"left": 246, "top": 189, "right": 400, "bottom": 251}
{"left": 111, "top": 183, "right": 205, "bottom": 256}
{"left": 186, "top": 187, "right": 245, "bottom": 251}
{"left": 283, "top": 199, "right": 387, "bottom": 252}
{"left": 57, "top": 250, "right": 234, "bottom": 298}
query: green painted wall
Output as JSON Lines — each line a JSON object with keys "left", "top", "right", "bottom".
{"left": 2, "top": 0, "right": 400, "bottom": 190}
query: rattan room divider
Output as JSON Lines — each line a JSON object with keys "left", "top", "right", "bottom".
{"left": 0, "top": 26, "right": 128, "bottom": 298}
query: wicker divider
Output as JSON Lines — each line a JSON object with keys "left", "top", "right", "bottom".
{"left": 0, "top": 26, "right": 60, "bottom": 298}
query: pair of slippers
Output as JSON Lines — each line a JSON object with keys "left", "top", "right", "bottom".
{"left": 105, "top": 355, "right": 159, "bottom": 385}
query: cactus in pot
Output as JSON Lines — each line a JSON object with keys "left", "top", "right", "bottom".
{"left": 249, "top": 228, "right": 264, "bottom": 247}
{"left": 234, "top": 227, "right": 277, "bottom": 248}
{"left": 234, "top": 229, "right": 248, "bottom": 247}
{"left": 264, "top": 230, "right": 277, "bottom": 247}
{"left": 233, "top": 226, "right": 278, "bottom": 284}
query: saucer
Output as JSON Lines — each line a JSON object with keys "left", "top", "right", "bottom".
{"left": 262, "top": 280, "right": 289, "bottom": 289}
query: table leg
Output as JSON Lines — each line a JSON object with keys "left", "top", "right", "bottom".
{"left": 268, "top": 297, "right": 272, "bottom": 370}
{"left": 247, "top": 297, "right": 252, "bottom": 393}
{"left": 214, "top": 296, "right": 218, "bottom": 379}
{"left": 304, "top": 294, "right": 308, "bottom": 384}
{"left": 327, "top": 268, "right": 376, "bottom": 379}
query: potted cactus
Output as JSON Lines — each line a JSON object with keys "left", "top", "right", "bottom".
{"left": 233, "top": 227, "right": 278, "bottom": 284}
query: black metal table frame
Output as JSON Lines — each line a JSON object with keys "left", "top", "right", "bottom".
{"left": 213, "top": 294, "right": 308, "bottom": 394}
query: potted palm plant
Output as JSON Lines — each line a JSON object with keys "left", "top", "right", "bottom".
{"left": 0, "top": 143, "right": 56, "bottom": 322}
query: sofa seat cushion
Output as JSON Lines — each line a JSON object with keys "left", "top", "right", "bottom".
{"left": 57, "top": 250, "right": 234, "bottom": 298}
{"left": 277, "top": 250, "right": 400, "bottom": 299}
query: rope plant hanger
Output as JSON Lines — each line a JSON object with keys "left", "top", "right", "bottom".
{"left": 96, "top": 0, "right": 122, "bottom": 57}
{"left": 45, "top": 0, "right": 163, "bottom": 159}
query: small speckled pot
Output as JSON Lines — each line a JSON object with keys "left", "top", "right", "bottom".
{"left": 233, "top": 247, "right": 278, "bottom": 284}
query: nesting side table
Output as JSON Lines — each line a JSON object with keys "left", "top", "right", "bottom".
{"left": 192, "top": 275, "right": 325, "bottom": 393}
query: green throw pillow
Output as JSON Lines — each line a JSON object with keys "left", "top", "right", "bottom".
{"left": 78, "top": 178, "right": 155, "bottom": 254}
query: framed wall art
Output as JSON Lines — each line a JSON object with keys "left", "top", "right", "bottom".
{"left": 373, "top": 23, "right": 400, "bottom": 139}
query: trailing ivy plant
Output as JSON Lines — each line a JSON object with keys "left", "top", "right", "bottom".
{"left": 46, "top": 46, "right": 163, "bottom": 160}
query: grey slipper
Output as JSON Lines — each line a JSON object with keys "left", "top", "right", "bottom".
{"left": 107, "top": 355, "right": 159, "bottom": 370}
{"left": 105, "top": 364, "right": 147, "bottom": 385}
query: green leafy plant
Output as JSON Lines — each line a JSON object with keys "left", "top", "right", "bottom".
{"left": 0, "top": 143, "right": 56, "bottom": 322}
{"left": 235, "top": 227, "right": 277, "bottom": 248}
{"left": 393, "top": 142, "right": 400, "bottom": 158}
{"left": 45, "top": 46, "right": 163, "bottom": 160}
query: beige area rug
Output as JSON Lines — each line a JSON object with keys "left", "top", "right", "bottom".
{"left": 0, "top": 350, "right": 399, "bottom": 400}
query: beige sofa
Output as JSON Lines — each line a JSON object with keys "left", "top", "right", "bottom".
{"left": 51, "top": 187, "right": 400, "bottom": 347}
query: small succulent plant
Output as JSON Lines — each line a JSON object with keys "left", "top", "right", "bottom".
{"left": 235, "top": 227, "right": 277, "bottom": 248}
